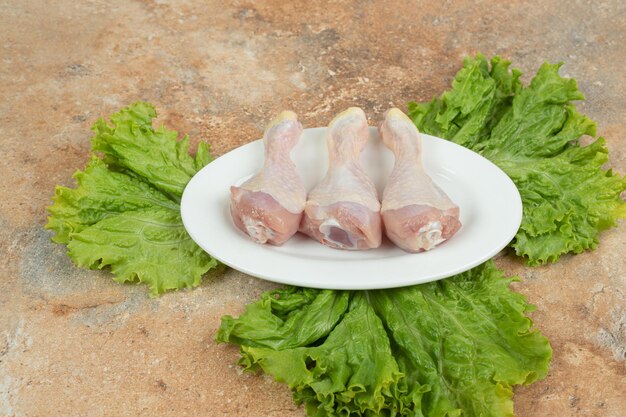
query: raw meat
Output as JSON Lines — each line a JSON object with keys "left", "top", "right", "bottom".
{"left": 300, "top": 107, "right": 382, "bottom": 250}
{"left": 379, "top": 108, "right": 461, "bottom": 252}
{"left": 230, "top": 111, "right": 306, "bottom": 245}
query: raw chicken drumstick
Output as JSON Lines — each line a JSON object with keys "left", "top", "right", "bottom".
{"left": 380, "top": 108, "right": 461, "bottom": 252}
{"left": 300, "top": 107, "right": 382, "bottom": 250}
{"left": 230, "top": 111, "right": 306, "bottom": 245}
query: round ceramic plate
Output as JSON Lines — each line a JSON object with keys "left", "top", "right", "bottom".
{"left": 181, "top": 127, "right": 522, "bottom": 290}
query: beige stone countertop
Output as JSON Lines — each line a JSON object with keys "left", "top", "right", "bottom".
{"left": 1, "top": 1, "right": 624, "bottom": 416}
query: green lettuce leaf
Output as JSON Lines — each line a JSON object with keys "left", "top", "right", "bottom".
{"left": 217, "top": 261, "right": 552, "bottom": 417}
{"left": 67, "top": 207, "right": 216, "bottom": 296}
{"left": 46, "top": 157, "right": 178, "bottom": 244}
{"left": 91, "top": 101, "right": 213, "bottom": 199}
{"left": 218, "top": 288, "right": 351, "bottom": 350}
{"left": 408, "top": 55, "right": 626, "bottom": 265}
{"left": 46, "top": 102, "right": 217, "bottom": 296}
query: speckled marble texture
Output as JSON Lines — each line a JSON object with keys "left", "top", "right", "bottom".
{"left": 0, "top": 1, "right": 624, "bottom": 416}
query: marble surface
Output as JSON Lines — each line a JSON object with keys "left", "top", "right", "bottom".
{"left": 0, "top": 1, "right": 624, "bottom": 416}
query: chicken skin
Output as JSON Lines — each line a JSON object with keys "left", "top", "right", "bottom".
{"left": 300, "top": 108, "right": 382, "bottom": 250}
{"left": 379, "top": 108, "right": 461, "bottom": 252}
{"left": 230, "top": 111, "right": 306, "bottom": 245}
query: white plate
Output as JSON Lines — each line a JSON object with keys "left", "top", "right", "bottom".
{"left": 181, "top": 127, "right": 522, "bottom": 290}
